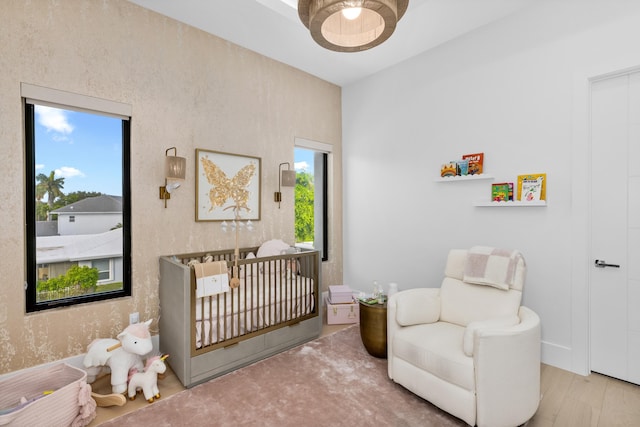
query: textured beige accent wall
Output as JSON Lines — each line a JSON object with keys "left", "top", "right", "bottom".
{"left": 0, "top": 0, "right": 342, "bottom": 374}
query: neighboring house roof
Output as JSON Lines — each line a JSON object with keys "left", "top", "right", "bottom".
{"left": 52, "top": 195, "right": 122, "bottom": 214}
{"left": 36, "top": 228, "right": 122, "bottom": 263}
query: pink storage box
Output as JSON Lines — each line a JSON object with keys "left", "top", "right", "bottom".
{"left": 328, "top": 285, "right": 354, "bottom": 304}
{"left": 326, "top": 299, "right": 359, "bottom": 325}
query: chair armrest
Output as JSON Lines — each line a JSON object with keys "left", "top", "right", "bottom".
{"left": 387, "top": 288, "right": 440, "bottom": 379}
{"left": 463, "top": 314, "right": 520, "bottom": 356}
{"left": 390, "top": 288, "right": 441, "bottom": 327}
{"left": 473, "top": 306, "right": 541, "bottom": 427}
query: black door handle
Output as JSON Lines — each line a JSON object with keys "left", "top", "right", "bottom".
{"left": 595, "top": 259, "right": 620, "bottom": 268}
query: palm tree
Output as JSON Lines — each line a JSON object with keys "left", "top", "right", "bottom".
{"left": 36, "top": 171, "right": 65, "bottom": 210}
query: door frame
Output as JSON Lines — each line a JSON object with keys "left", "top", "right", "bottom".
{"left": 571, "top": 62, "right": 640, "bottom": 376}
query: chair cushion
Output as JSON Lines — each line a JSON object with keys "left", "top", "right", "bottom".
{"left": 439, "top": 277, "right": 522, "bottom": 327}
{"left": 394, "top": 291, "right": 440, "bottom": 326}
{"left": 444, "top": 249, "right": 466, "bottom": 281}
{"left": 392, "top": 322, "right": 474, "bottom": 391}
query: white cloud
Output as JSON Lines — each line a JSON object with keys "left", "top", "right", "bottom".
{"left": 35, "top": 105, "right": 74, "bottom": 134}
{"left": 35, "top": 164, "right": 44, "bottom": 170}
{"left": 55, "top": 166, "right": 85, "bottom": 178}
{"left": 295, "top": 161, "right": 309, "bottom": 171}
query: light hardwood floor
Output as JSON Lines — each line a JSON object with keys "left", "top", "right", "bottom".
{"left": 528, "top": 364, "right": 640, "bottom": 427}
{"left": 90, "top": 322, "right": 640, "bottom": 426}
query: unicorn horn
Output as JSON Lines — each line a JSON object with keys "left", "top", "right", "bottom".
{"left": 160, "top": 354, "right": 169, "bottom": 361}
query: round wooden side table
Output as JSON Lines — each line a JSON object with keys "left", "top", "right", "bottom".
{"left": 358, "top": 300, "right": 387, "bottom": 358}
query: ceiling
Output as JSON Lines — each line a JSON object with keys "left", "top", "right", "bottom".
{"left": 127, "top": 0, "right": 534, "bottom": 87}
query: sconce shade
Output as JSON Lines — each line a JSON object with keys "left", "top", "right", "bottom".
{"left": 281, "top": 170, "right": 296, "bottom": 187}
{"left": 165, "top": 155, "right": 186, "bottom": 180}
{"left": 160, "top": 147, "right": 186, "bottom": 208}
{"left": 298, "top": 0, "right": 409, "bottom": 52}
{"left": 275, "top": 162, "right": 296, "bottom": 208}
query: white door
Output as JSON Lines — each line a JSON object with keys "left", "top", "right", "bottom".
{"left": 590, "top": 71, "right": 640, "bottom": 385}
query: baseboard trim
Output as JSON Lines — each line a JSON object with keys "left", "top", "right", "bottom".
{"left": 541, "top": 339, "right": 575, "bottom": 374}
{"left": 0, "top": 335, "right": 160, "bottom": 382}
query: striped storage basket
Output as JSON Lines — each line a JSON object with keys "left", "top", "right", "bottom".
{"left": 0, "top": 363, "right": 95, "bottom": 427}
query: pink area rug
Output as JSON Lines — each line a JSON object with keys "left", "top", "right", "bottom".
{"left": 100, "top": 325, "right": 466, "bottom": 426}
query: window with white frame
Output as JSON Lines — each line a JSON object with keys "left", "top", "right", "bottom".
{"left": 294, "top": 139, "right": 331, "bottom": 261}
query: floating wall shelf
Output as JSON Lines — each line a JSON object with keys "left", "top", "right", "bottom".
{"left": 435, "top": 174, "right": 493, "bottom": 182}
{"left": 473, "top": 200, "right": 547, "bottom": 207}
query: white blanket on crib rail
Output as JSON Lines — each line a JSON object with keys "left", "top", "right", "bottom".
{"left": 193, "top": 261, "right": 230, "bottom": 297}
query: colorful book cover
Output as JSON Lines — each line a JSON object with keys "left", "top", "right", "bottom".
{"left": 517, "top": 173, "right": 546, "bottom": 201}
{"left": 462, "top": 153, "right": 484, "bottom": 175}
{"left": 456, "top": 159, "right": 469, "bottom": 176}
{"left": 440, "top": 162, "right": 457, "bottom": 177}
{"left": 492, "top": 183, "right": 511, "bottom": 202}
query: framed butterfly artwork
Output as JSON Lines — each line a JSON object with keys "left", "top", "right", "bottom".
{"left": 195, "top": 149, "right": 261, "bottom": 221}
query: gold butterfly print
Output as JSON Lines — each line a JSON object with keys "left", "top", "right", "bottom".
{"left": 200, "top": 156, "right": 256, "bottom": 213}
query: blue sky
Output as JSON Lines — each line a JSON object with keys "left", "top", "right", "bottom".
{"left": 294, "top": 147, "right": 314, "bottom": 174}
{"left": 35, "top": 105, "right": 123, "bottom": 197}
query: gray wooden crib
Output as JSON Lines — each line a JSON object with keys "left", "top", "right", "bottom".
{"left": 159, "top": 247, "right": 321, "bottom": 387}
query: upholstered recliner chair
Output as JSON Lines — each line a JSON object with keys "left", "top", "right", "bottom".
{"left": 387, "top": 247, "right": 541, "bottom": 427}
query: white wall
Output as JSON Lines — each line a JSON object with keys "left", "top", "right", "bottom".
{"left": 342, "top": 0, "right": 640, "bottom": 374}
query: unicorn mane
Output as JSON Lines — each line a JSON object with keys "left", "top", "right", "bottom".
{"left": 124, "top": 322, "right": 151, "bottom": 339}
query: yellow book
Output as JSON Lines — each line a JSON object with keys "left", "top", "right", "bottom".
{"left": 517, "top": 173, "right": 546, "bottom": 201}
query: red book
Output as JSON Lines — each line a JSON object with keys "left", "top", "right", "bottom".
{"left": 462, "top": 153, "right": 484, "bottom": 175}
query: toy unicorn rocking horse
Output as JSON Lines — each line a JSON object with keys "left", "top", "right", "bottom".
{"left": 84, "top": 319, "right": 154, "bottom": 395}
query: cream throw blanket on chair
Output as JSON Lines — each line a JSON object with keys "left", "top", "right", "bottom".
{"left": 462, "top": 246, "right": 525, "bottom": 290}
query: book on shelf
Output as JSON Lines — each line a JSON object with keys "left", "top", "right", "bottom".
{"left": 440, "top": 162, "right": 457, "bottom": 177}
{"left": 517, "top": 173, "right": 546, "bottom": 201}
{"left": 491, "top": 182, "right": 513, "bottom": 202}
{"left": 462, "top": 152, "right": 484, "bottom": 175}
{"left": 456, "top": 159, "right": 469, "bottom": 176}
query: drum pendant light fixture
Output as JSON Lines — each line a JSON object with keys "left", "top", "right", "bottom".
{"left": 298, "top": 0, "right": 409, "bottom": 52}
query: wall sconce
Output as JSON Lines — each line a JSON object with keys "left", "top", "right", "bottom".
{"left": 159, "top": 147, "right": 186, "bottom": 208}
{"left": 274, "top": 162, "right": 296, "bottom": 208}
